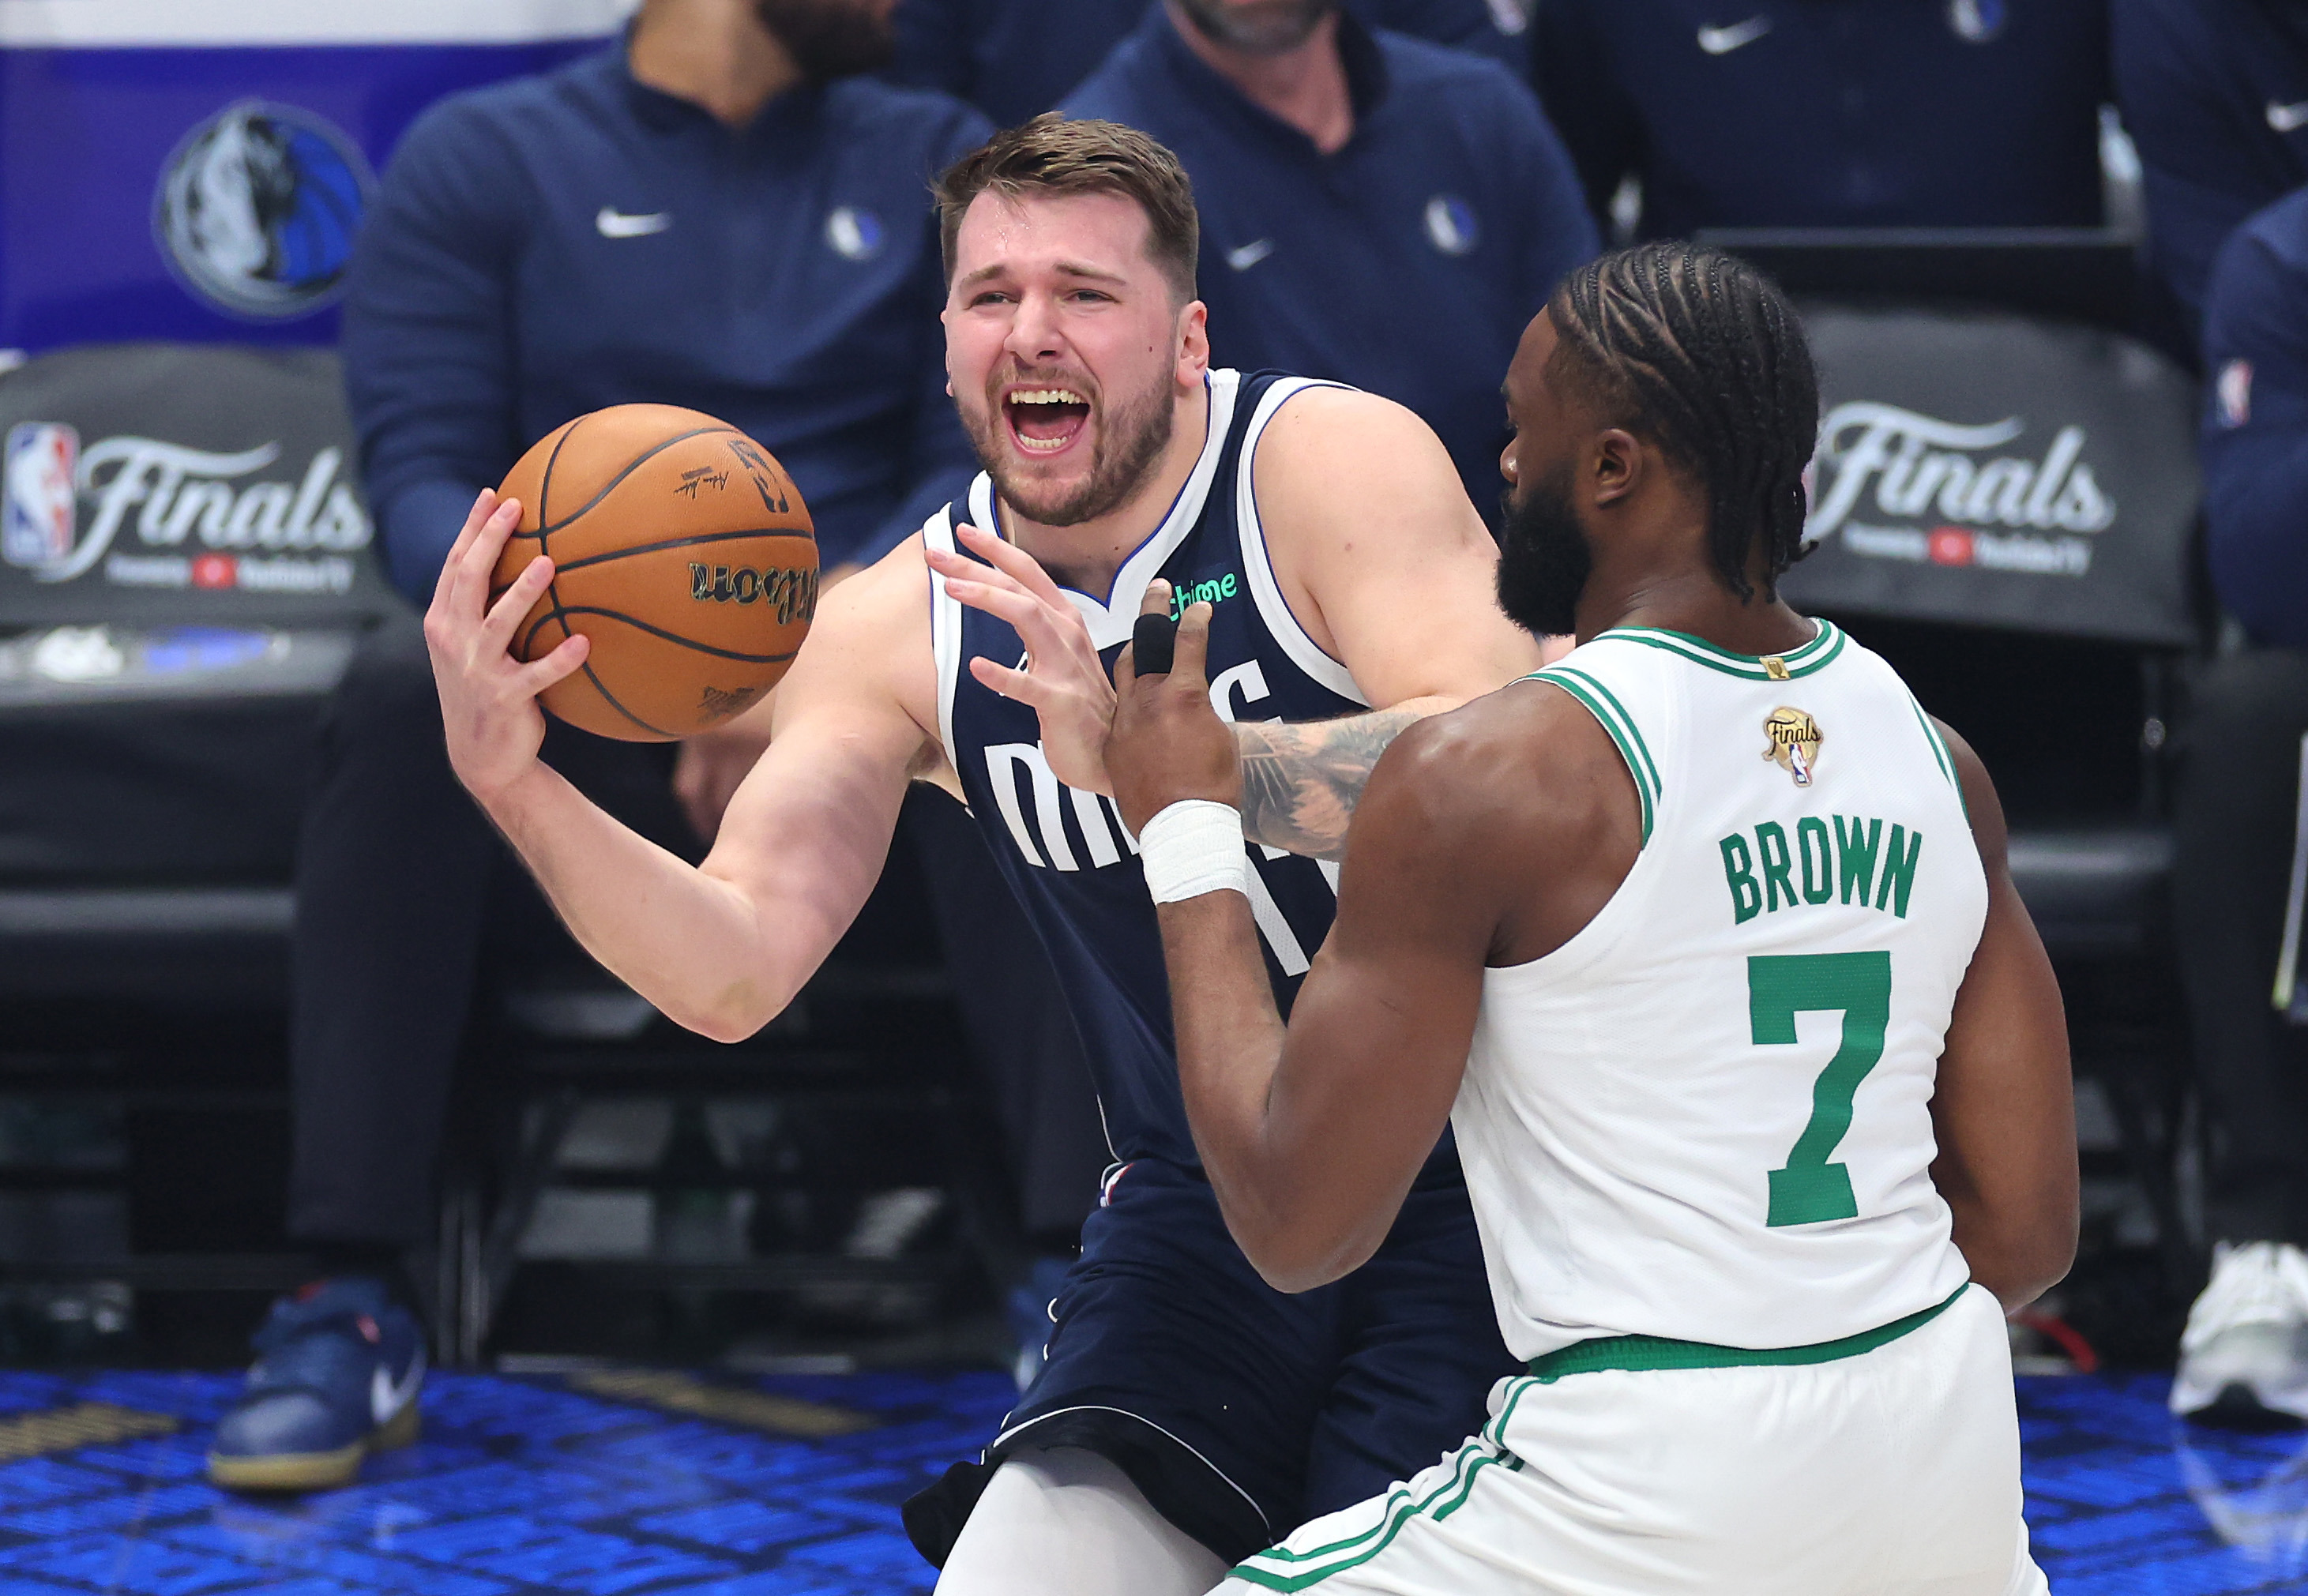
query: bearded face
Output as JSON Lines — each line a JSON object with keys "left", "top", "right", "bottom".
{"left": 1172, "top": 0, "right": 1339, "bottom": 55}
{"left": 959, "top": 354, "right": 1178, "bottom": 528}
{"left": 753, "top": 0, "right": 897, "bottom": 81}
{"left": 1495, "top": 462, "right": 1595, "bottom": 639}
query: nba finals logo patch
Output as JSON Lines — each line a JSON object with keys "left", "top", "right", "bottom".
{"left": 1762, "top": 707, "right": 1824, "bottom": 787}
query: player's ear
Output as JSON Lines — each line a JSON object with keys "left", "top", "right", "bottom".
{"left": 1592, "top": 429, "right": 1642, "bottom": 508}
{"left": 1175, "top": 299, "right": 1210, "bottom": 382}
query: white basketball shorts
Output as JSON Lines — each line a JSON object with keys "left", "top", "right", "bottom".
{"left": 1215, "top": 1283, "right": 2047, "bottom": 1596}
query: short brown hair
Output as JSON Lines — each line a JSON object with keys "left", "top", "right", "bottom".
{"left": 935, "top": 114, "right": 1199, "bottom": 304}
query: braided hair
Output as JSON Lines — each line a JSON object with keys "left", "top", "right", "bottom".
{"left": 1543, "top": 242, "right": 1818, "bottom": 601}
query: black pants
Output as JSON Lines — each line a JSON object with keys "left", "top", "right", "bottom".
{"left": 287, "top": 615, "right": 1103, "bottom": 1251}
{"left": 2172, "top": 648, "right": 2308, "bottom": 1246}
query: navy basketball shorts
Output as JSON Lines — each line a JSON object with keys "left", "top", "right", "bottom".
{"left": 904, "top": 1145, "right": 1517, "bottom": 1568}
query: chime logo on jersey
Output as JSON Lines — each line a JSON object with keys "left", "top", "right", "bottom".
{"left": 1763, "top": 706, "right": 1824, "bottom": 787}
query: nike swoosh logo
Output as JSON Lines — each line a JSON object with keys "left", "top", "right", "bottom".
{"left": 1697, "top": 16, "right": 1772, "bottom": 54}
{"left": 596, "top": 207, "right": 672, "bottom": 239}
{"left": 2269, "top": 101, "right": 2308, "bottom": 133}
{"left": 370, "top": 1348, "right": 425, "bottom": 1426}
{"left": 1225, "top": 239, "right": 1274, "bottom": 272}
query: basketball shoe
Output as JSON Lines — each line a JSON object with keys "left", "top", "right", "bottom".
{"left": 2171, "top": 1241, "right": 2308, "bottom": 1424}
{"left": 208, "top": 1276, "right": 425, "bottom": 1490}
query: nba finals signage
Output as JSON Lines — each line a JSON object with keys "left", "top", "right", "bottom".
{"left": 0, "top": 1, "right": 633, "bottom": 353}
{"left": 0, "top": 344, "right": 397, "bottom": 624}
{"left": 1780, "top": 304, "right": 2199, "bottom": 647}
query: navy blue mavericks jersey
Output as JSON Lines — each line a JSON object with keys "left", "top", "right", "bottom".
{"left": 927, "top": 369, "right": 1366, "bottom": 1168}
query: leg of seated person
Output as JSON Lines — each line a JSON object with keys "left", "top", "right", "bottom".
{"left": 289, "top": 613, "right": 494, "bottom": 1256}
{"left": 2171, "top": 647, "right": 2308, "bottom": 1418}
{"left": 934, "top": 1448, "right": 1229, "bottom": 1596}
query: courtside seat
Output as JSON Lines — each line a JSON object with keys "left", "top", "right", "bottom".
{"left": 2009, "top": 827, "right": 2175, "bottom": 961}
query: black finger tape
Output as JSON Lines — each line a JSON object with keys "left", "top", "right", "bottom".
{"left": 1133, "top": 610, "right": 1178, "bottom": 676}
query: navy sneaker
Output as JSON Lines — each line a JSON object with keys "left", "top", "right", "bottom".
{"left": 208, "top": 1276, "right": 425, "bottom": 1491}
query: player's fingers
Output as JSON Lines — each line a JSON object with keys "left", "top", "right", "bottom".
{"left": 958, "top": 521, "right": 1071, "bottom": 608}
{"left": 968, "top": 655, "right": 1049, "bottom": 707}
{"left": 482, "top": 554, "right": 554, "bottom": 654}
{"left": 1114, "top": 639, "right": 1138, "bottom": 696}
{"left": 433, "top": 489, "right": 498, "bottom": 611}
{"left": 451, "top": 496, "right": 523, "bottom": 621}
{"left": 942, "top": 576, "right": 1070, "bottom": 663}
{"left": 1138, "top": 578, "right": 1174, "bottom": 619}
{"left": 1172, "top": 601, "right": 1214, "bottom": 691}
{"left": 515, "top": 631, "right": 589, "bottom": 697}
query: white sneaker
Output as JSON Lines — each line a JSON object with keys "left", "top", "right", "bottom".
{"left": 2171, "top": 1241, "right": 2308, "bottom": 1422}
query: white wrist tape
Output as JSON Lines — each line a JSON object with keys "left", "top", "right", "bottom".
{"left": 1139, "top": 799, "right": 1252, "bottom": 904}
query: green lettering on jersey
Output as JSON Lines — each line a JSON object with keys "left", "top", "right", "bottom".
{"left": 1834, "top": 816, "right": 1881, "bottom": 906}
{"left": 1796, "top": 817, "right": 1833, "bottom": 905}
{"left": 1755, "top": 822, "right": 1796, "bottom": 913}
{"left": 1720, "top": 833, "right": 1761, "bottom": 925}
{"left": 1875, "top": 825, "right": 1923, "bottom": 918}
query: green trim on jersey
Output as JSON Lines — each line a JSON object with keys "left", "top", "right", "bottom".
{"left": 1603, "top": 619, "right": 1846, "bottom": 681}
{"left": 1904, "top": 695, "right": 1969, "bottom": 819}
{"left": 1526, "top": 1282, "right": 1969, "bottom": 1384}
{"left": 1228, "top": 1381, "right": 1541, "bottom": 1591}
{"left": 1528, "top": 665, "right": 1660, "bottom": 844}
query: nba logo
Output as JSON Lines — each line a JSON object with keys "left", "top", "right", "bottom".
{"left": 3, "top": 422, "right": 81, "bottom": 572}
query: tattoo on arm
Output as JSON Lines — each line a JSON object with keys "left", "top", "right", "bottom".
{"left": 1234, "top": 708, "right": 1423, "bottom": 862}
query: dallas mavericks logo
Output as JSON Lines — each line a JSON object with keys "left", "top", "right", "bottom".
{"left": 153, "top": 101, "right": 375, "bottom": 321}
{"left": 1948, "top": 0, "right": 2005, "bottom": 43}
{"left": 825, "top": 206, "right": 885, "bottom": 262}
{"left": 1423, "top": 195, "right": 1479, "bottom": 257}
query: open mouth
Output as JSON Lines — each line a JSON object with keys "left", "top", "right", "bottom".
{"left": 1004, "top": 388, "right": 1092, "bottom": 455}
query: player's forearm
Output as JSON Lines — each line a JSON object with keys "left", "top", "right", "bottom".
{"left": 1231, "top": 701, "right": 1442, "bottom": 861}
{"left": 481, "top": 760, "right": 807, "bottom": 1042}
{"left": 1159, "top": 893, "right": 1370, "bottom": 1293}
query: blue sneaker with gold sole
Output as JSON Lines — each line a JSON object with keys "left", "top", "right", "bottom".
{"left": 209, "top": 1276, "right": 425, "bottom": 1492}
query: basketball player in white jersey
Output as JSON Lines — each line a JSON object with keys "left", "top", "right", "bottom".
{"left": 1105, "top": 242, "right": 2077, "bottom": 1594}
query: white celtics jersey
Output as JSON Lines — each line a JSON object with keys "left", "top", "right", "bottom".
{"left": 1453, "top": 619, "right": 1986, "bottom": 1362}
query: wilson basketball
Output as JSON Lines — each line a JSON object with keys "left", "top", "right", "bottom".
{"left": 490, "top": 404, "right": 818, "bottom": 741}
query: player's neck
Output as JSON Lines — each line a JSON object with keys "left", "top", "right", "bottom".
{"left": 1578, "top": 565, "right": 1816, "bottom": 657}
{"left": 999, "top": 382, "right": 1214, "bottom": 602}
{"left": 630, "top": 0, "right": 803, "bottom": 129}
{"left": 1165, "top": 3, "right": 1355, "bottom": 155}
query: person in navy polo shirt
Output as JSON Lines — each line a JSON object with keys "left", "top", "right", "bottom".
{"left": 888, "top": 0, "right": 1529, "bottom": 127}
{"left": 1533, "top": 0, "right": 2110, "bottom": 238}
{"left": 1062, "top": 0, "right": 1596, "bottom": 524}
{"left": 2164, "top": 186, "right": 2308, "bottom": 1426}
{"left": 2115, "top": 0, "right": 2308, "bottom": 334}
{"left": 208, "top": 0, "right": 1013, "bottom": 1495}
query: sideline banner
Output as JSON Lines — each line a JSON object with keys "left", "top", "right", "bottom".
{"left": 0, "top": 341, "right": 398, "bottom": 623}
{"left": 0, "top": 0, "right": 634, "bottom": 354}
{"left": 1783, "top": 303, "right": 2201, "bottom": 648}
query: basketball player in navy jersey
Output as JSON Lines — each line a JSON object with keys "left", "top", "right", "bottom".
{"left": 424, "top": 115, "right": 1543, "bottom": 1594}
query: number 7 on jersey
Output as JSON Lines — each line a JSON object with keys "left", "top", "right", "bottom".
{"left": 1750, "top": 951, "right": 1893, "bottom": 1227}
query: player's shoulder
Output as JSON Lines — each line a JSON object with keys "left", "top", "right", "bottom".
{"left": 1256, "top": 382, "right": 1448, "bottom": 470}
{"left": 1367, "top": 674, "right": 1630, "bottom": 852}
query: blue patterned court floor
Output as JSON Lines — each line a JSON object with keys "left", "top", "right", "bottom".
{"left": 0, "top": 1367, "right": 2303, "bottom": 1593}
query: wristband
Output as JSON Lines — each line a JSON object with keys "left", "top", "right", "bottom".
{"left": 1139, "top": 799, "right": 1251, "bottom": 904}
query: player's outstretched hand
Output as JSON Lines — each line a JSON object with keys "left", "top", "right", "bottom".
{"left": 927, "top": 522, "right": 1117, "bottom": 794}
{"left": 423, "top": 488, "right": 591, "bottom": 806}
{"left": 1109, "top": 587, "right": 1241, "bottom": 836}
